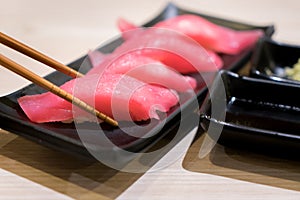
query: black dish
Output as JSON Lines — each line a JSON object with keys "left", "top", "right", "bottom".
{"left": 200, "top": 70, "right": 300, "bottom": 156}
{"left": 0, "top": 3, "right": 274, "bottom": 162}
{"left": 251, "top": 37, "right": 300, "bottom": 85}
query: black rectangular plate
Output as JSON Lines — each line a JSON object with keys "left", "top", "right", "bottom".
{"left": 200, "top": 70, "right": 300, "bottom": 157}
{"left": 0, "top": 3, "right": 274, "bottom": 161}
{"left": 251, "top": 37, "right": 300, "bottom": 85}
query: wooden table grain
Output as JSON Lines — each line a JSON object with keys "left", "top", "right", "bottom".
{"left": 1, "top": 0, "right": 300, "bottom": 199}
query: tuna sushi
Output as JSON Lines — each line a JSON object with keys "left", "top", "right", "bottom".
{"left": 87, "top": 50, "right": 197, "bottom": 92}
{"left": 118, "top": 15, "right": 264, "bottom": 55}
{"left": 18, "top": 73, "right": 179, "bottom": 123}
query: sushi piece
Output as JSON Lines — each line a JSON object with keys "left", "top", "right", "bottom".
{"left": 117, "top": 15, "right": 264, "bottom": 55}
{"left": 112, "top": 27, "right": 221, "bottom": 73}
{"left": 18, "top": 73, "right": 179, "bottom": 123}
{"left": 117, "top": 18, "right": 223, "bottom": 69}
{"left": 88, "top": 50, "right": 197, "bottom": 92}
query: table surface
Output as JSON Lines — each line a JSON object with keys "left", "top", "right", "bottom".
{"left": 1, "top": 0, "right": 300, "bottom": 199}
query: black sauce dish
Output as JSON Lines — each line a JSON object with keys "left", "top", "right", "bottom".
{"left": 200, "top": 70, "right": 300, "bottom": 158}
{"left": 250, "top": 37, "right": 300, "bottom": 85}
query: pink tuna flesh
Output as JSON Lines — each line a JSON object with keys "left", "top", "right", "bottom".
{"left": 18, "top": 74, "right": 179, "bottom": 123}
{"left": 118, "top": 15, "right": 264, "bottom": 55}
{"left": 113, "top": 27, "right": 220, "bottom": 73}
{"left": 88, "top": 50, "right": 197, "bottom": 92}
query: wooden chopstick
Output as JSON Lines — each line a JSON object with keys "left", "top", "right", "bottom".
{"left": 0, "top": 54, "right": 118, "bottom": 127}
{"left": 0, "top": 32, "right": 83, "bottom": 78}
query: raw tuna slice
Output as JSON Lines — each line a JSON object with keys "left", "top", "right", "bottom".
{"left": 112, "top": 27, "right": 221, "bottom": 73}
{"left": 117, "top": 15, "right": 264, "bottom": 55}
{"left": 88, "top": 50, "right": 197, "bottom": 92}
{"left": 18, "top": 74, "right": 179, "bottom": 123}
{"left": 117, "top": 17, "right": 137, "bottom": 33}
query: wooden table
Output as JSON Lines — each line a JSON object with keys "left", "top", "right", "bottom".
{"left": 1, "top": 0, "right": 300, "bottom": 199}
